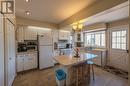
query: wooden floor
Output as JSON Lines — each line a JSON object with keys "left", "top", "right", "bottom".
{"left": 13, "top": 66, "right": 128, "bottom": 86}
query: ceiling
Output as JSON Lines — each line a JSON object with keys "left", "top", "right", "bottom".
{"left": 83, "top": 1, "right": 129, "bottom": 25}
{"left": 61, "top": 1, "right": 129, "bottom": 31}
{"left": 16, "top": 0, "right": 97, "bottom": 24}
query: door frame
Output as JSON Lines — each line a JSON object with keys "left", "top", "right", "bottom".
{"left": 108, "top": 25, "right": 129, "bottom": 71}
{"left": 4, "top": 18, "right": 16, "bottom": 86}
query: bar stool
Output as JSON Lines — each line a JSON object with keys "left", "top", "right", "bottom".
{"left": 87, "top": 61, "right": 95, "bottom": 80}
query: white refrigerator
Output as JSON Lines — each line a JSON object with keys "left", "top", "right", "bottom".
{"left": 38, "top": 30, "right": 54, "bottom": 69}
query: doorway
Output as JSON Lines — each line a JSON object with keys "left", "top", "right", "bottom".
{"left": 108, "top": 25, "right": 129, "bottom": 72}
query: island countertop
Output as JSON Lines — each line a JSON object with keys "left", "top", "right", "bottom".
{"left": 54, "top": 53, "right": 97, "bottom": 66}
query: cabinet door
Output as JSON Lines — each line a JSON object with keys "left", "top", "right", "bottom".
{"left": 52, "top": 30, "right": 59, "bottom": 42}
{"left": 23, "top": 54, "right": 30, "bottom": 70}
{"left": 24, "top": 54, "right": 34, "bottom": 70}
{"left": 24, "top": 27, "right": 29, "bottom": 40}
{"left": 16, "top": 26, "right": 24, "bottom": 42}
{"left": 59, "top": 31, "right": 69, "bottom": 40}
{"left": 59, "top": 31, "right": 65, "bottom": 40}
{"left": 32, "top": 53, "right": 38, "bottom": 68}
{"left": 24, "top": 27, "right": 38, "bottom": 40}
{"left": 63, "top": 32, "right": 69, "bottom": 40}
{"left": 17, "top": 55, "right": 24, "bottom": 72}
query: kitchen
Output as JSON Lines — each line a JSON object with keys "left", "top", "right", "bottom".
{"left": 0, "top": 0, "right": 129, "bottom": 86}
{"left": 16, "top": 25, "right": 72, "bottom": 71}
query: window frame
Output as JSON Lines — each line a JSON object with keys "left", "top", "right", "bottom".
{"left": 84, "top": 30, "right": 106, "bottom": 48}
{"left": 111, "top": 30, "right": 127, "bottom": 50}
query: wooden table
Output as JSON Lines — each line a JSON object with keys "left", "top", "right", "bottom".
{"left": 54, "top": 53, "right": 97, "bottom": 86}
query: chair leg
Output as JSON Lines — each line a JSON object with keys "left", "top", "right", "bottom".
{"left": 91, "top": 64, "right": 95, "bottom": 81}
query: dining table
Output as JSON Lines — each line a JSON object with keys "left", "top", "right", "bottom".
{"left": 54, "top": 53, "right": 97, "bottom": 86}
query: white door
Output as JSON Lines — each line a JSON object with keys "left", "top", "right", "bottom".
{"left": 5, "top": 20, "right": 16, "bottom": 86}
{"left": 108, "top": 25, "right": 129, "bottom": 72}
{"left": 39, "top": 46, "right": 54, "bottom": 69}
{"left": 0, "top": 13, "right": 4, "bottom": 86}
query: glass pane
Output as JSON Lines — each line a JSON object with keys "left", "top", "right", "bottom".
{"left": 112, "top": 37, "right": 116, "bottom": 43}
{"left": 112, "top": 32, "right": 116, "bottom": 37}
{"left": 112, "top": 43, "right": 116, "bottom": 48}
{"left": 85, "top": 31, "right": 105, "bottom": 47}
{"left": 87, "top": 35, "right": 91, "bottom": 45}
{"left": 117, "top": 31, "right": 121, "bottom": 37}
{"left": 117, "top": 37, "right": 121, "bottom": 43}
{"left": 101, "top": 34, "right": 105, "bottom": 46}
{"left": 95, "top": 34, "right": 100, "bottom": 46}
{"left": 91, "top": 38, "right": 95, "bottom": 45}
{"left": 121, "top": 30, "right": 126, "bottom": 37}
{"left": 121, "top": 37, "right": 126, "bottom": 43}
{"left": 122, "top": 44, "right": 126, "bottom": 50}
{"left": 117, "top": 43, "right": 120, "bottom": 49}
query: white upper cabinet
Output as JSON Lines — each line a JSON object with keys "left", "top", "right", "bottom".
{"left": 17, "top": 26, "right": 38, "bottom": 42}
{"left": 59, "top": 30, "right": 70, "bottom": 40}
{"left": 52, "top": 29, "right": 59, "bottom": 42}
{"left": 24, "top": 27, "right": 38, "bottom": 40}
{"left": 16, "top": 26, "right": 24, "bottom": 42}
{"left": 16, "top": 26, "right": 54, "bottom": 41}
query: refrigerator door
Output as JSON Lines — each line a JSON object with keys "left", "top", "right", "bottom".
{"left": 39, "top": 45, "right": 54, "bottom": 69}
{"left": 38, "top": 30, "right": 52, "bottom": 46}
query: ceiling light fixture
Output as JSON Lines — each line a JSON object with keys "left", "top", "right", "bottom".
{"left": 25, "top": 11, "right": 31, "bottom": 15}
{"left": 72, "top": 22, "right": 83, "bottom": 32}
{"left": 25, "top": 0, "right": 31, "bottom": 2}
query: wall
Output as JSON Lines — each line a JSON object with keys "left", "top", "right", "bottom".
{"left": 0, "top": 13, "right": 4, "bottom": 86}
{"left": 16, "top": 16, "right": 58, "bottom": 29}
{"left": 83, "top": 23, "right": 107, "bottom": 31}
{"left": 108, "top": 18, "right": 129, "bottom": 28}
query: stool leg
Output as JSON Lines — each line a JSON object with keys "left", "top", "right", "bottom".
{"left": 91, "top": 64, "right": 95, "bottom": 81}
{"left": 76, "top": 69, "right": 79, "bottom": 86}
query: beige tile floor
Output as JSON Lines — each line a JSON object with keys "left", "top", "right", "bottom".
{"left": 13, "top": 66, "right": 128, "bottom": 86}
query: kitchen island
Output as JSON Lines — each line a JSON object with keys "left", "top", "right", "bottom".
{"left": 54, "top": 53, "right": 97, "bottom": 86}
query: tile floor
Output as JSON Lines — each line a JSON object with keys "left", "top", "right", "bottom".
{"left": 13, "top": 66, "right": 128, "bottom": 86}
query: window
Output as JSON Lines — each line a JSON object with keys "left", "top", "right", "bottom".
{"left": 112, "top": 30, "right": 127, "bottom": 50}
{"left": 84, "top": 31, "right": 105, "bottom": 47}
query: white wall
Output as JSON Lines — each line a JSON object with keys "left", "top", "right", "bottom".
{"left": 0, "top": 13, "right": 4, "bottom": 86}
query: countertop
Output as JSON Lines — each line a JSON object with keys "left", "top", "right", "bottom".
{"left": 17, "top": 50, "right": 38, "bottom": 55}
{"left": 54, "top": 53, "right": 97, "bottom": 66}
{"left": 93, "top": 48, "right": 107, "bottom": 52}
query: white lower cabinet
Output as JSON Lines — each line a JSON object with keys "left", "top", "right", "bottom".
{"left": 33, "top": 53, "right": 38, "bottom": 68}
{"left": 17, "top": 55, "right": 24, "bottom": 72}
{"left": 17, "top": 53, "right": 38, "bottom": 72}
